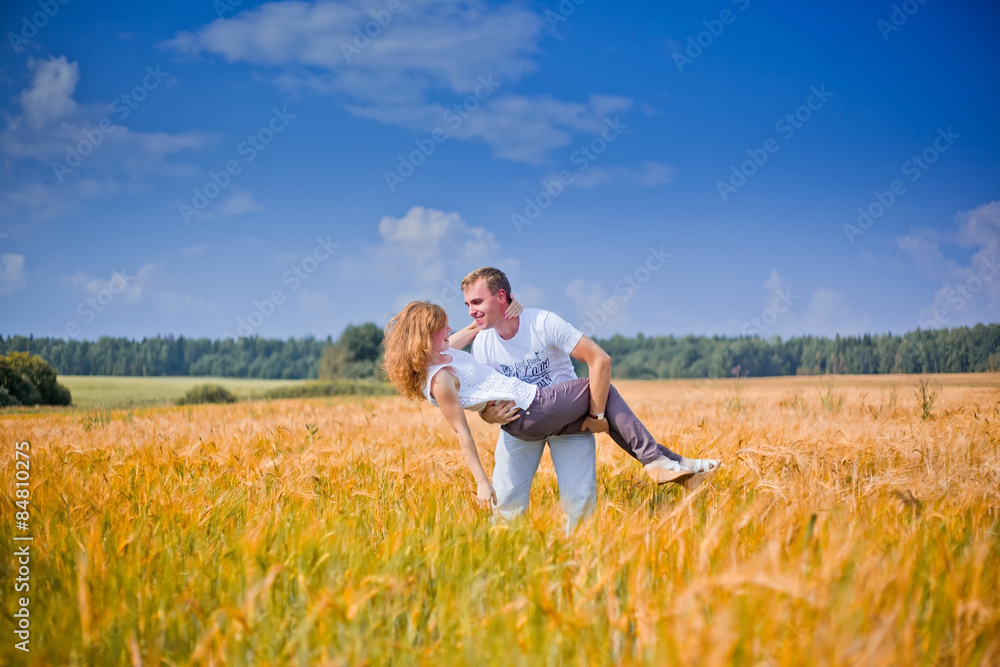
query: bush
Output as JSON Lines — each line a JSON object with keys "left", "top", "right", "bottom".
{"left": 263, "top": 379, "right": 395, "bottom": 399}
{"left": 177, "top": 383, "right": 238, "bottom": 405}
{"left": 0, "top": 386, "right": 20, "bottom": 407}
{"left": 0, "top": 352, "right": 71, "bottom": 406}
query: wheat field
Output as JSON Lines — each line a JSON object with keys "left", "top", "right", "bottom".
{"left": 1, "top": 374, "right": 998, "bottom": 665}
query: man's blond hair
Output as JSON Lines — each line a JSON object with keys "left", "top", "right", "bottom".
{"left": 461, "top": 267, "right": 512, "bottom": 304}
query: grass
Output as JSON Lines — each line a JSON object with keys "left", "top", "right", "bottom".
{"left": 1, "top": 373, "right": 998, "bottom": 664}
{"left": 56, "top": 375, "right": 306, "bottom": 408}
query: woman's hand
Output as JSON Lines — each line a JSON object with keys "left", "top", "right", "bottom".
{"left": 476, "top": 480, "right": 497, "bottom": 509}
{"left": 504, "top": 297, "right": 523, "bottom": 320}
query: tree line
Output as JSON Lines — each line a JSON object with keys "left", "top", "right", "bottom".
{"left": 598, "top": 324, "right": 1000, "bottom": 379}
{"left": 1, "top": 323, "right": 998, "bottom": 380}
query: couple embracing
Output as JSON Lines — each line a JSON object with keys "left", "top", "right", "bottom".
{"left": 382, "top": 267, "right": 719, "bottom": 530}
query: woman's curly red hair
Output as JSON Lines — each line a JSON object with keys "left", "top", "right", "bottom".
{"left": 382, "top": 301, "right": 447, "bottom": 400}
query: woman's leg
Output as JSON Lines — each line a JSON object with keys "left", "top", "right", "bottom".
{"left": 600, "top": 385, "right": 718, "bottom": 475}
{"left": 504, "top": 379, "right": 679, "bottom": 466}
{"left": 601, "top": 386, "right": 719, "bottom": 483}
{"left": 602, "top": 384, "right": 683, "bottom": 464}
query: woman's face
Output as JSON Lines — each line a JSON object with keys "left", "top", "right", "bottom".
{"left": 431, "top": 322, "right": 451, "bottom": 353}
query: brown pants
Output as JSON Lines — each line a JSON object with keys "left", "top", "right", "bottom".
{"left": 502, "top": 378, "right": 681, "bottom": 465}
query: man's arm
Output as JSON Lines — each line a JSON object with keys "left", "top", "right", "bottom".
{"left": 570, "top": 336, "right": 612, "bottom": 434}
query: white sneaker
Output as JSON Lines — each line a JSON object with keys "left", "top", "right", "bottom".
{"left": 644, "top": 456, "right": 695, "bottom": 485}
{"left": 680, "top": 458, "right": 720, "bottom": 491}
{"left": 681, "top": 457, "right": 719, "bottom": 473}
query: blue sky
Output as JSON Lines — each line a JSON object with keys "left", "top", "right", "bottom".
{"left": 1, "top": 0, "right": 998, "bottom": 341}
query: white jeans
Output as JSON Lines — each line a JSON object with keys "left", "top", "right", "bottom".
{"left": 491, "top": 428, "right": 597, "bottom": 532}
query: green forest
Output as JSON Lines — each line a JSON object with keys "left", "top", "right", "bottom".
{"left": 2, "top": 323, "right": 998, "bottom": 380}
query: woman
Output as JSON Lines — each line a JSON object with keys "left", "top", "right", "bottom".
{"left": 382, "top": 301, "right": 719, "bottom": 508}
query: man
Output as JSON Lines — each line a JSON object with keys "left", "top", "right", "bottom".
{"left": 461, "top": 267, "right": 698, "bottom": 531}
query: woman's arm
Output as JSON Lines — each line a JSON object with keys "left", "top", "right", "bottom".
{"left": 447, "top": 322, "right": 481, "bottom": 351}
{"left": 447, "top": 297, "right": 524, "bottom": 350}
{"left": 430, "top": 370, "right": 497, "bottom": 508}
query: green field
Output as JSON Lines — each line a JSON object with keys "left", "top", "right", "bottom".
{"left": 43, "top": 372, "right": 1000, "bottom": 410}
{"left": 58, "top": 375, "right": 305, "bottom": 408}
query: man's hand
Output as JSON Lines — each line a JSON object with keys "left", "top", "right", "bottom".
{"left": 476, "top": 480, "right": 497, "bottom": 509}
{"left": 480, "top": 400, "right": 522, "bottom": 425}
{"left": 580, "top": 416, "right": 610, "bottom": 434}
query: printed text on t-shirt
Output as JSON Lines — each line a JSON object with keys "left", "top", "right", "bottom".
{"left": 498, "top": 352, "right": 553, "bottom": 387}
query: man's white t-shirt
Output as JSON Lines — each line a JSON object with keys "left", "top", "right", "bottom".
{"left": 472, "top": 308, "right": 584, "bottom": 387}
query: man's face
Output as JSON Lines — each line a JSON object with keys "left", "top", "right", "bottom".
{"left": 463, "top": 279, "right": 506, "bottom": 330}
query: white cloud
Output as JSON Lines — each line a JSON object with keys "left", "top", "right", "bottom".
{"left": 372, "top": 205, "right": 499, "bottom": 286}
{"left": 737, "top": 269, "right": 871, "bottom": 338}
{"left": 170, "top": 188, "right": 263, "bottom": 223}
{"left": 0, "top": 254, "right": 27, "bottom": 294}
{"left": 76, "top": 177, "right": 120, "bottom": 199}
{"left": 19, "top": 56, "right": 79, "bottom": 129}
{"left": 351, "top": 92, "right": 633, "bottom": 165}
{"left": 64, "top": 264, "right": 154, "bottom": 305}
{"left": 513, "top": 282, "right": 545, "bottom": 310}
{"left": 163, "top": 0, "right": 542, "bottom": 100}
{"left": 565, "top": 278, "right": 605, "bottom": 313}
{"left": 762, "top": 268, "right": 788, "bottom": 294}
{"left": 216, "top": 190, "right": 263, "bottom": 217}
{"left": 631, "top": 161, "right": 677, "bottom": 187}
{"left": 0, "top": 182, "right": 81, "bottom": 220}
{"left": 61, "top": 263, "right": 218, "bottom": 316}
{"left": 799, "top": 287, "right": 869, "bottom": 337}
{"left": 335, "top": 205, "right": 513, "bottom": 319}
{"left": 569, "top": 161, "right": 677, "bottom": 189}
{"left": 565, "top": 277, "right": 634, "bottom": 337}
{"left": 900, "top": 200, "right": 1000, "bottom": 328}
{"left": 0, "top": 56, "right": 216, "bottom": 220}
{"left": 161, "top": 0, "right": 634, "bottom": 164}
